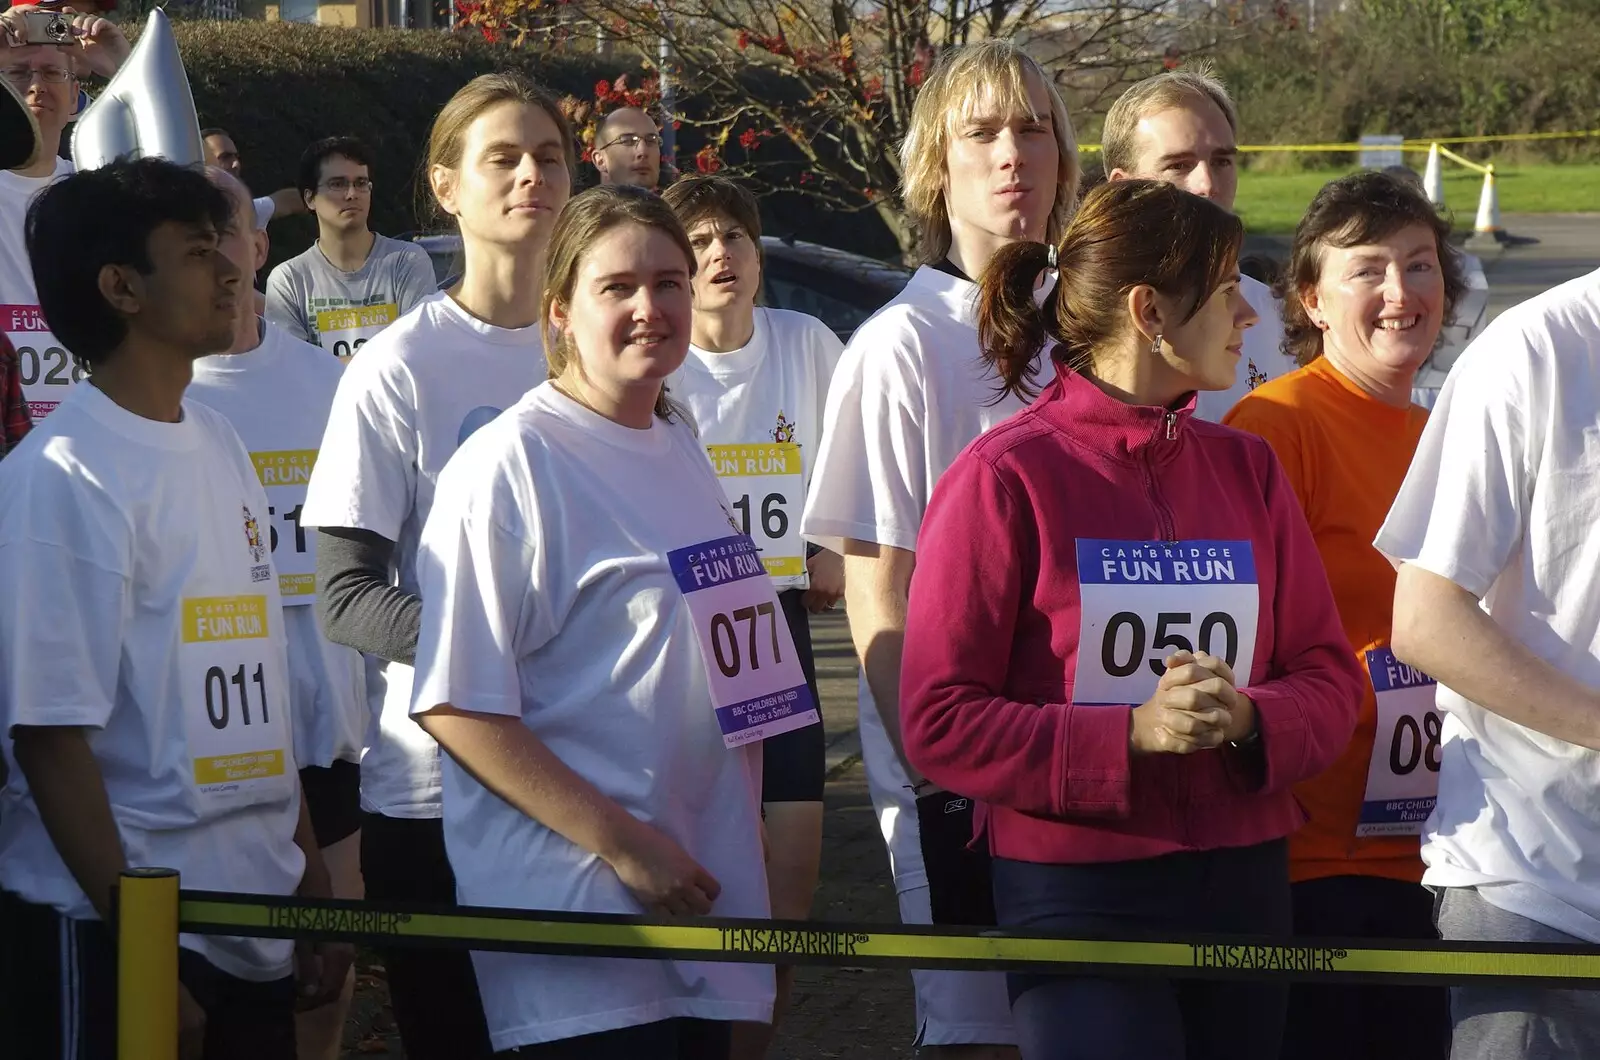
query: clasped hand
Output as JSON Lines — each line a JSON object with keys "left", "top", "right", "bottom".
{"left": 1129, "top": 650, "right": 1256, "bottom": 755}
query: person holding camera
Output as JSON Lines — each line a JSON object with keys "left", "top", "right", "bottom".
{"left": 0, "top": 3, "right": 128, "bottom": 422}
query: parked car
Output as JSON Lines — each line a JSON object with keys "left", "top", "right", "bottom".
{"left": 407, "top": 232, "right": 911, "bottom": 342}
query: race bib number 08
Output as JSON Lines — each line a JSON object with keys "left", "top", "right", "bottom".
{"left": 251, "top": 450, "right": 318, "bottom": 605}
{"left": 1358, "top": 647, "right": 1441, "bottom": 837}
{"left": 670, "top": 534, "right": 820, "bottom": 748}
{"left": 1072, "top": 540, "right": 1260, "bottom": 706}
{"left": 180, "top": 595, "right": 291, "bottom": 805}
{"left": 707, "top": 443, "right": 806, "bottom": 584}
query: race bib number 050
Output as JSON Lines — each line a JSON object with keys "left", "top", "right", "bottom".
{"left": 1072, "top": 540, "right": 1260, "bottom": 706}
{"left": 670, "top": 534, "right": 820, "bottom": 748}
{"left": 707, "top": 443, "right": 806, "bottom": 583}
{"left": 1358, "top": 647, "right": 1441, "bottom": 837}
{"left": 251, "top": 450, "right": 318, "bottom": 605}
{"left": 180, "top": 595, "right": 291, "bottom": 804}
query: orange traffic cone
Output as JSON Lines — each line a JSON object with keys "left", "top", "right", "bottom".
{"left": 1465, "top": 165, "right": 1507, "bottom": 249}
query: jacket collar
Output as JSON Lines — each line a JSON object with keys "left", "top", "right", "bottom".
{"left": 1031, "top": 357, "right": 1198, "bottom": 465}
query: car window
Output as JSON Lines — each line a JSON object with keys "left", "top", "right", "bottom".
{"left": 761, "top": 274, "right": 884, "bottom": 338}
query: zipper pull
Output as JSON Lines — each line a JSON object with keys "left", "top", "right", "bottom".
{"left": 1165, "top": 412, "right": 1177, "bottom": 440}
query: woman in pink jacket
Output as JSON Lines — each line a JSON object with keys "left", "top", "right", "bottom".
{"left": 901, "top": 179, "right": 1363, "bottom": 1060}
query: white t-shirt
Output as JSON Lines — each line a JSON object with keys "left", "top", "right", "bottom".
{"left": 801, "top": 264, "right": 1027, "bottom": 890}
{"left": 189, "top": 321, "right": 367, "bottom": 770}
{"left": 252, "top": 195, "right": 275, "bottom": 231}
{"left": 1192, "top": 274, "right": 1291, "bottom": 423}
{"left": 667, "top": 307, "right": 845, "bottom": 589}
{"left": 1375, "top": 267, "right": 1600, "bottom": 943}
{"left": 0, "top": 383, "right": 302, "bottom": 980}
{"left": 0, "top": 157, "right": 77, "bottom": 421}
{"left": 301, "top": 291, "right": 545, "bottom": 818}
{"left": 411, "top": 382, "right": 772, "bottom": 1050}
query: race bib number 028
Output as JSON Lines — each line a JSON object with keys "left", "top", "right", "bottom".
{"left": 3, "top": 303, "right": 81, "bottom": 420}
{"left": 707, "top": 443, "right": 806, "bottom": 583}
{"left": 250, "top": 450, "right": 318, "bottom": 604}
{"left": 1072, "top": 540, "right": 1260, "bottom": 706}
{"left": 180, "top": 595, "right": 291, "bottom": 804}
{"left": 670, "top": 534, "right": 820, "bottom": 748}
{"left": 1358, "top": 647, "right": 1441, "bottom": 837}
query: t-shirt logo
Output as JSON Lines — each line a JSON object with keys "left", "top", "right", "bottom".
{"left": 771, "top": 410, "right": 796, "bottom": 444}
{"left": 1247, "top": 359, "right": 1267, "bottom": 390}
{"left": 458, "top": 406, "right": 504, "bottom": 448}
{"left": 242, "top": 505, "right": 266, "bottom": 563}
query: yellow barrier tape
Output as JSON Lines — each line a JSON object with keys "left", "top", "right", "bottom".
{"left": 177, "top": 894, "right": 1600, "bottom": 987}
{"left": 1437, "top": 145, "right": 1491, "bottom": 174}
{"left": 1078, "top": 129, "right": 1600, "bottom": 154}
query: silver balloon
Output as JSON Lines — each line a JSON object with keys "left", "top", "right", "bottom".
{"left": 70, "top": 8, "right": 203, "bottom": 171}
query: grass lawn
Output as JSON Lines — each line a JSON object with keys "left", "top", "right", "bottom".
{"left": 1236, "top": 162, "right": 1600, "bottom": 235}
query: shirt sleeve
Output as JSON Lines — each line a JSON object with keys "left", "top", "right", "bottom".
{"left": 0, "top": 463, "right": 130, "bottom": 733}
{"left": 1374, "top": 325, "right": 1533, "bottom": 596}
{"left": 1223, "top": 390, "right": 1313, "bottom": 514}
{"left": 263, "top": 263, "right": 311, "bottom": 344}
{"left": 901, "top": 450, "right": 1134, "bottom": 818}
{"left": 395, "top": 246, "right": 438, "bottom": 315}
{"left": 300, "top": 350, "right": 419, "bottom": 540}
{"left": 410, "top": 438, "right": 550, "bottom": 721}
{"left": 800, "top": 310, "right": 928, "bottom": 553}
{"left": 0, "top": 334, "right": 30, "bottom": 455}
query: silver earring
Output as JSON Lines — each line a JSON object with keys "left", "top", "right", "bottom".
{"left": 1150, "top": 333, "right": 1163, "bottom": 356}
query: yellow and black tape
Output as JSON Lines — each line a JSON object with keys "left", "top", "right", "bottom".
{"left": 179, "top": 891, "right": 1600, "bottom": 989}
{"left": 1076, "top": 129, "right": 1600, "bottom": 155}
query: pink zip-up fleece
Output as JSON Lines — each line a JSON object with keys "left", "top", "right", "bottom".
{"left": 901, "top": 365, "right": 1363, "bottom": 866}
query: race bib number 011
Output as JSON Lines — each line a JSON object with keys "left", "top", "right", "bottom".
{"left": 1358, "top": 647, "right": 1441, "bottom": 837}
{"left": 670, "top": 534, "right": 820, "bottom": 748}
{"left": 251, "top": 450, "right": 318, "bottom": 605}
{"left": 707, "top": 443, "right": 806, "bottom": 583}
{"left": 3, "top": 303, "right": 81, "bottom": 421}
{"left": 1072, "top": 540, "right": 1260, "bottom": 706}
{"left": 180, "top": 595, "right": 291, "bottom": 804}
{"left": 316, "top": 304, "right": 397, "bottom": 361}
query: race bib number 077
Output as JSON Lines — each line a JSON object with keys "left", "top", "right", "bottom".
{"left": 1072, "top": 539, "right": 1260, "bottom": 706}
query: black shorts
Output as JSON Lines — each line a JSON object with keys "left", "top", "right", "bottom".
{"left": 915, "top": 791, "right": 997, "bottom": 927}
{"left": 761, "top": 589, "right": 825, "bottom": 804}
{"left": 299, "top": 758, "right": 362, "bottom": 847}
{"left": 0, "top": 887, "right": 297, "bottom": 1060}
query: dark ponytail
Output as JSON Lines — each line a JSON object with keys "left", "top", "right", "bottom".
{"left": 976, "top": 239, "right": 1059, "bottom": 401}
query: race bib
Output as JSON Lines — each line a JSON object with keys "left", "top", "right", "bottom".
{"left": 707, "top": 443, "right": 806, "bottom": 585}
{"left": 1357, "top": 647, "right": 1441, "bottom": 837}
{"left": 316, "top": 304, "right": 397, "bottom": 361}
{"left": 669, "top": 534, "right": 820, "bottom": 748}
{"left": 180, "top": 595, "right": 292, "bottom": 805}
{"left": 1073, "top": 540, "right": 1260, "bottom": 706}
{"left": 3, "top": 303, "right": 82, "bottom": 421}
{"left": 250, "top": 450, "right": 318, "bottom": 605}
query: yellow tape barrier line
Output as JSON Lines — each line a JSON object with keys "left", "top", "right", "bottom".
{"left": 1436, "top": 145, "right": 1491, "bottom": 174}
{"left": 1077, "top": 130, "right": 1600, "bottom": 154}
{"left": 178, "top": 898, "right": 1600, "bottom": 986}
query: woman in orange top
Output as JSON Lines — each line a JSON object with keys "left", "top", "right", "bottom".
{"left": 1224, "top": 170, "right": 1465, "bottom": 1060}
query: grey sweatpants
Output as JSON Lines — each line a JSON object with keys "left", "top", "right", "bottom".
{"left": 1437, "top": 886, "right": 1600, "bottom": 1060}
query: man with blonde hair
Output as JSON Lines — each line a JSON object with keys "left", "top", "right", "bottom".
{"left": 1104, "top": 67, "right": 1292, "bottom": 421}
{"left": 804, "top": 38, "right": 1078, "bottom": 1059}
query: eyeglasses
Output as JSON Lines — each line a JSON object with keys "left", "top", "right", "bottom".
{"left": 600, "top": 134, "right": 663, "bottom": 151}
{"left": 0, "top": 66, "right": 73, "bottom": 86}
{"left": 319, "top": 177, "right": 373, "bottom": 193}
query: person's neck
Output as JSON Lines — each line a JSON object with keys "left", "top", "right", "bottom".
{"left": 1084, "top": 340, "right": 1192, "bottom": 410}
{"left": 556, "top": 371, "right": 659, "bottom": 430}
{"left": 12, "top": 146, "right": 61, "bottom": 180}
{"left": 450, "top": 240, "right": 547, "bottom": 331}
{"left": 222, "top": 308, "right": 264, "bottom": 356}
{"left": 88, "top": 337, "right": 195, "bottom": 423}
{"left": 1321, "top": 344, "right": 1414, "bottom": 409}
{"left": 946, "top": 225, "right": 1023, "bottom": 285}
{"left": 691, "top": 303, "right": 756, "bottom": 353}
{"left": 317, "top": 227, "right": 376, "bottom": 273}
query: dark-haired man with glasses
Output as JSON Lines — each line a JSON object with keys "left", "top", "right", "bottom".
{"left": 265, "top": 135, "right": 434, "bottom": 361}
{"left": 0, "top": 3, "right": 129, "bottom": 420}
{"left": 592, "top": 106, "right": 665, "bottom": 189}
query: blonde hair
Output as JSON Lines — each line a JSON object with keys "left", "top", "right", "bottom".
{"left": 423, "top": 73, "right": 577, "bottom": 223}
{"left": 898, "top": 40, "right": 1080, "bottom": 266}
{"left": 1101, "top": 66, "right": 1240, "bottom": 177}
{"left": 540, "top": 185, "right": 695, "bottom": 421}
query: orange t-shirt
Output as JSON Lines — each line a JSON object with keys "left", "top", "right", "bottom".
{"left": 1224, "top": 356, "right": 1430, "bottom": 885}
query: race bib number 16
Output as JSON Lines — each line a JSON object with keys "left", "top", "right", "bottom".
{"left": 1072, "top": 539, "right": 1260, "bottom": 707}
{"left": 670, "top": 534, "right": 820, "bottom": 748}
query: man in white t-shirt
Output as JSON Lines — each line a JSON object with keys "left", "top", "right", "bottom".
{"left": 0, "top": 157, "right": 349, "bottom": 1060}
{"left": 0, "top": 3, "right": 128, "bottom": 422}
{"left": 265, "top": 136, "right": 436, "bottom": 359}
{"left": 201, "top": 127, "right": 306, "bottom": 232}
{"left": 1103, "top": 67, "right": 1291, "bottom": 422}
{"left": 1376, "top": 269, "right": 1600, "bottom": 1060}
{"left": 803, "top": 39, "right": 1083, "bottom": 1059}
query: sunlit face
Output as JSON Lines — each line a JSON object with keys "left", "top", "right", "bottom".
{"left": 686, "top": 211, "right": 760, "bottom": 316}
{"left": 1, "top": 46, "right": 75, "bottom": 146}
{"left": 306, "top": 154, "right": 371, "bottom": 234}
{"left": 433, "top": 100, "right": 572, "bottom": 253}
{"left": 551, "top": 221, "right": 693, "bottom": 396}
{"left": 1115, "top": 99, "right": 1239, "bottom": 212}
{"left": 942, "top": 71, "right": 1062, "bottom": 249}
{"left": 1303, "top": 222, "right": 1446, "bottom": 380}
{"left": 1155, "top": 269, "right": 1260, "bottom": 392}
{"left": 593, "top": 107, "right": 662, "bottom": 188}
{"left": 210, "top": 174, "right": 267, "bottom": 295}
{"left": 204, "top": 133, "right": 242, "bottom": 177}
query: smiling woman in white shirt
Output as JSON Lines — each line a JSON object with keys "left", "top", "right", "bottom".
{"left": 411, "top": 185, "right": 793, "bottom": 1059}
